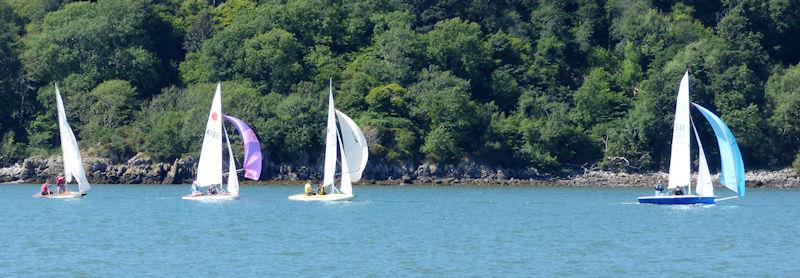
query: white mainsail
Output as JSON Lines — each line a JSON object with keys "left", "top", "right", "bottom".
{"left": 335, "top": 109, "right": 369, "bottom": 182}
{"left": 692, "top": 120, "right": 714, "bottom": 197}
{"left": 668, "top": 71, "right": 691, "bottom": 189}
{"left": 323, "top": 79, "right": 337, "bottom": 188}
{"left": 195, "top": 83, "right": 223, "bottom": 187}
{"left": 225, "top": 129, "right": 240, "bottom": 196}
{"left": 55, "top": 85, "right": 91, "bottom": 193}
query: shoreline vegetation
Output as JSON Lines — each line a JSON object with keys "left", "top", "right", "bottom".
{"left": 2, "top": 154, "right": 799, "bottom": 188}
{"left": 3, "top": 2, "right": 800, "bottom": 185}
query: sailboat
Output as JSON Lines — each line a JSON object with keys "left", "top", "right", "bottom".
{"left": 638, "top": 71, "right": 746, "bottom": 205}
{"left": 183, "top": 83, "right": 248, "bottom": 201}
{"left": 289, "top": 80, "right": 369, "bottom": 201}
{"left": 33, "top": 85, "right": 91, "bottom": 198}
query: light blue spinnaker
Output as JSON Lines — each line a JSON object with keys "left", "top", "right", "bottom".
{"left": 691, "top": 103, "right": 745, "bottom": 197}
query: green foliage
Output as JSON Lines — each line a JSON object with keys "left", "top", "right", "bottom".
{"left": 0, "top": 131, "right": 24, "bottom": 165}
{"left": 7, "top": 0, "right": 800, "bottom": 175}
{"left": 240, "top": 29, "right": 303, "bottom": 93}
{"left": 20, "top": 1, "right": 179, "bottom": 94}
{"left": 0, "top": 1, "right": 23, "bottom": 138}
{"left": 794, "top": 151, "right": 800, "bottom": 173}
{"left": 423, "top": 18, "right": 487, "bottom": 80}
{"left": 421, "top": 125, "right": 462, "bottom": 163}
{"left": 573, "top": 68, "right": 631, "bottom": 128}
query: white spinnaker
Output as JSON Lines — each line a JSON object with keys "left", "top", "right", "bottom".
{"left": 335, "top": 109, "right": 369, "bottom": 182}
{"left": 55, "top": 85, "right": 90, "bottom": 193}
{"left": 225, "top": 127, "right": 239, "bottom": 195}
{"left": 668, "top": 71, "right": 691, "bottom": 189}
{"left": 323, "top": 80, "right": 337, "bottom": 187}
{"left": 692, "top": 120, "right": 714, "bottom": 197}
{"left": 196, "top": 83, "right": 223, "bottom": 187}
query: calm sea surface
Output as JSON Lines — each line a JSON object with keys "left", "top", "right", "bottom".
{"left": 0, "top": 184, "right": 797, "bottom": 276}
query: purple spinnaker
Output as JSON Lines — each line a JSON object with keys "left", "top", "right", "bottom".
{"left": 224, "top": 115, "right": 262, "bottom": 180}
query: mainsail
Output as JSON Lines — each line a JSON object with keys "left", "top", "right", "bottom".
{"left": 223, "top": 115, "right": 262, "bottom": 180}
{"left": 55, "top": 85, "right": 91, "bottom": 193}
{"left": 692, "top": 103, "right": 746, "bottom": 197}
{"left": 323, "top": 79, "right": 337, "bottom": 187}
{"left": 195, "top": 83, "right": 223, "bottom": 187}
{"left": 668, "top": 71, "right": 691, "bottom": 189}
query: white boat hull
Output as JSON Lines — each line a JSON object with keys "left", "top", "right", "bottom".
{"left": 32, "top": 191, "right": 85, "bottom": 199}
{"left": 288, "top": 193, "right": 354, "bottom": 202}
{"left": 182, "top": 193, "right": 238, "bottom": 201}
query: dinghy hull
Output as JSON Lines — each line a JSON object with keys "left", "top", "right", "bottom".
{"left": 288, "top": 193, "right": 354, "bottom": 202}
{"left": 638, "top": 195, "right": 716, "bottom": 205}
{"left": 182, "top": 193, "right": 238, "bottom": 201}
{"left": 32, "top": 192, "right": 86, "bottom": 199}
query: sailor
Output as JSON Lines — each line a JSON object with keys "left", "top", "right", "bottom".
{"left": 208, "top": 185, "right": 218, "bottom": 195}
{"left": 674, "top": 187, "right": 684, "bottom": 196}
{"left": 191, "top": 182, "right": 201, "bottom": 195}
{"left": 319, "top": 184, "right": 326, "bottom": 195}
{"left": 56, "top": 175, "right": 66, "bottom": 193}
{"left": 654, "top": 179, "right": 665, "bottom": 196}
{"left": 40, "top": 181, "right": 52, "bottom": 195}
{"left": 304, "top": 182, "right": 315, "bottom": 196}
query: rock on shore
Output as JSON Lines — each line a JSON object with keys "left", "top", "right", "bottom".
{"left": 1, "top": 154, "right": 799, "bottom": 188}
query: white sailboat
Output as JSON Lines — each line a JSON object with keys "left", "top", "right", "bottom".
{"left": 638, "top": 71, "right": 745, "bottom": 205}
{"left": 289, "top": 80, "right": 368, "bottom": 201}
{"left": 183, "top": 83, "right": 239, "bottom": 201}
{"left": 33, "top": 85, "right": 91, "bottom": 198}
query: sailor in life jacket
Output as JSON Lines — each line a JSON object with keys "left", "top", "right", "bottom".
{"left": 654, "top": 179, "right": 665, "bottom": 196}
{"left": 304, "top": 182, "right": 315, "bottom": 196}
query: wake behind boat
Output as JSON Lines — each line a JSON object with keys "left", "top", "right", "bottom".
{"left": 638, "top": 71, "right": 745, "bottom": 205}
{"left": 33, "top": 85, "right": 91, "bottom": 199}
{"left": 289, "top": 79, "right": 368, "bottom": 202}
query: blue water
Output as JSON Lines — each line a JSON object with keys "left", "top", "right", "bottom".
{"left": 1, "top": 184, "right": 797, "bottom": 276}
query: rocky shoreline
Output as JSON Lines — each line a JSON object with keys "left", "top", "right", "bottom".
{"left": 2, "top": 154, "right": 799, "bottom": 188}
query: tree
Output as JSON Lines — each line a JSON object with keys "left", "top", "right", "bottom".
{"left": 573, "top": 68, "right": 631, "bottom": 128}
{"left": 240, "top": 29, "right": 303, "bottom": 93}
{"left": 766, "top": 65, "right": 800, "bottom": 164}
{"left": 410, "top": 68, "right": 489, "bottom": 163}
{"left": 21, "top": 1, "right": 177, "bottom": 94}
{"left": 423, "top": 17, "right": 490, "bottom": 98}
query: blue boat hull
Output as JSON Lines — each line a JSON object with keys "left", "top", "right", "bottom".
{"left": 638, "top": 195, "right": 716, "bottom": 205}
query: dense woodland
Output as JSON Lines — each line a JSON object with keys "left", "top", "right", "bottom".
{"left": 2, "top": 0, "right": 800, "bottom": 176}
